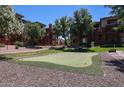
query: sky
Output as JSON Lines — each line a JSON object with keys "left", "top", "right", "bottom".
{"left": 13, "top": 5, "right": 112, "bottom": 26}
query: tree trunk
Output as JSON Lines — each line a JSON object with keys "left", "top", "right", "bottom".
{"left": 64, "top": 36, "right": 67, "bottom": 47}
{"left": 56, "top": 35, "right": 59, "bottom": 45}
{"left": 79, "top": 30, "right": 82, "bottom": 46}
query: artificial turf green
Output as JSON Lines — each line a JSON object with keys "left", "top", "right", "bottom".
{"left": 20, "top": 52, "right": 97, "bottom": 68}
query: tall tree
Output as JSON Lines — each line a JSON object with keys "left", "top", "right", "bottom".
{"left": 53, "top": 19, "right": 61, "bottom": 40}
{"left": 70, "top": 8, "right": 93, "bottom": 46}
{"left": 59, "top": 16, "right": 70, "bottom": 46}
{"left": 0, "top": 5, "right": 24, "bottom": 38}
{"left": 24, "top": 22, "right": 45, "bottom": 46}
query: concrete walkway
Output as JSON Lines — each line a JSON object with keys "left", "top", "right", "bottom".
{"left": 109, "top": 51, "right": 124, "bottom": 59}
{"left": 0, "top": 45, "right": 49, "bottom": 54}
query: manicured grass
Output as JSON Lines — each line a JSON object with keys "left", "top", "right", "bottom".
{"left": 89, "top": 46, "right": 124, "bottom": 52}
{"left": 53, "top": 46, "right": 124, "bottom": 53}
{"left": 19, "top": 52, "right": 96, "bottom": 68}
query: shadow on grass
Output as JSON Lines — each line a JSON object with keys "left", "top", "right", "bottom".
{"left": 15, "top": 54, "right": 103, "bottom": 76}
{"left": 105, "top": 59, "right": 124, "bottom": 73}
{"left": 50, "top": 47, "right": 95, "bottom": 52}
{"left": 100, "top": 44, "right": 124, "bottom": 48}
{"left": 0, "top": 54, "right": 13, "bottom": 61}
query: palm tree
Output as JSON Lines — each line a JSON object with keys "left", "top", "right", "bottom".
{"left": 53, "top": 19, "right": 61, "bottom": 44}
{"left": 70, "top": 8, "right": 93, "bottom": 47}
{"left": 59, "top": 16, "right": 70, "bottom": 46}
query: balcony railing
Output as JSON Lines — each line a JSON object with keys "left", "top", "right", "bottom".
{"left": 106, "top": 22, "right": 118, "bottom": 26}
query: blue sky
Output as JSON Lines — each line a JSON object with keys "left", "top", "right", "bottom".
{"left": 13, "top": 5, "right": 112, "bottom": 26}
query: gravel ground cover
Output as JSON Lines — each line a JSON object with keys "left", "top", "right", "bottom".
{"left": 0, "top": 52, "right": 124, "bottom": 87}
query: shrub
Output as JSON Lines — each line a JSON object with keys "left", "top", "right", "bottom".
{"left": 0, "top": 43, "right": 5, "bottom": 47}
{"left": 15, "top": 45, "right": 19, "bottom": 49}
{"left": 108, "top": 49, "right": 116, "bottom": 52}
{"left": 15, "top": 41, "right": 23, "bottom": 47}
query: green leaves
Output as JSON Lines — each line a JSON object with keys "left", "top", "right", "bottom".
{"left": 53, "top": 19, "right": 61, "bottom": 39}
{"left": 53, "top": 16, "right": 70, "bottom": 46}
{"left": 107, "top": 6, "right": 124, "bottom": 31}
{"left": 0, "top": 5, "right": 24, "bottom": 37}
{"left": 71, "top": 8, "right": 93, "bottom": 45}
{"left": 24, "top": 22, "right": 45, "bottom": 46}
{"left": 53, "top": 8, "right": 93, "bottom": 46}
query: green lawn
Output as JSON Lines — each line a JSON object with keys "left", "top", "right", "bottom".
{"left": 89, "top": 46, "right": 124, "bottom": 52}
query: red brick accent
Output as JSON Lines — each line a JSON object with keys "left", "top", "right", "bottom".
{"left": 0, "top": 38, "right": 14, "bottom": 45}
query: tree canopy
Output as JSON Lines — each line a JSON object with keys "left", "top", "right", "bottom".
{"left": 106, "top": 6, "right": 124, "bottom": 32}
{"left": 53, "top": 8, "right": 93, "bottom": 46}
{"left": 0, "top": 5, "right": 24, "bottom": 38}
{"left": 24, "top": 22, "right": 45, "bottom": 46}
{"left": 59, "top": 16, "right": 70, "bottom": 46}
{"left": 70, "top": 8, "right": 93, "bottom": 45}
{"left": 53, "top": 19, "right": 61, "bottom": 39}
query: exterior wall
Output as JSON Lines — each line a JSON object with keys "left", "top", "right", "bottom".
{"left": 0, "top": 38, "right": 14, "bottom": 45}
{"left": 79, "top": 16, "right": 124, "bottom": 46}
{"left": 120, "top": 33, "right": 124, "bottom": 43}
{"left": 39, "top": 24, "right": 58, "bottom": 46}
{"left": 70, "top": 35, "right": 80, "bottom": 47}
{"left": 101, "top": 19, "right": 107, "bottom": 28}
{"left": 93, "top": 16, "right": 122, "bottom": 45}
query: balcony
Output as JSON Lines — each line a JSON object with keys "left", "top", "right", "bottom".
{"left": 106, "top": 22, "right": 119, "bottom": 27}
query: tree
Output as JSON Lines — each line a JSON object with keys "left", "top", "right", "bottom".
{"left": 0, "top": 5, "right": 24, "bottom": 39}
{"left": 70, "top": 8, "right": 93, "bottom": 46}
{"left": 59, "top": 16, "right": 70, "bottom": 46}
{"left": 24, "top": 22, "right": 45, "bottom": 46}
{"left": 53, "top": 19, "right": 61, "bottom": 40}
{"left": 106, "top": 6, "right": 124, "bottom": 20}
{"left": 106, "top": 6, "right": 124, "bottom": 32}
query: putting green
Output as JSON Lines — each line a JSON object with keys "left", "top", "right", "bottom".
{"left": 20, "top": 52, "right": 97, "bottom": 68}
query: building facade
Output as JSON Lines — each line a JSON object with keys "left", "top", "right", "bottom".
{"left": 39, "top": 24, "right": 58, "bottom": 46}
{"left": 1, "top": 13, "right": 124, "bottom": 46}
{"left": 71, "top": 16, "right": 124, "bottom": 47}
{"left": 0, "top": 12, "right": 60, "bottom": 46}
{"left": 93, "top": 16, "right": 124, "bottom": 44}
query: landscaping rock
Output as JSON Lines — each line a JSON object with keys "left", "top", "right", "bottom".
{"left": 0, "top": 57, "right": 124, "bottom": 87}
